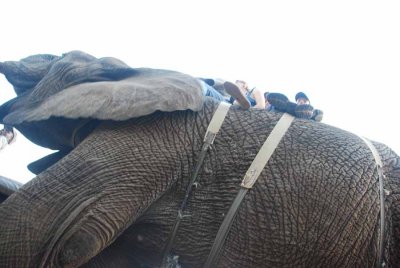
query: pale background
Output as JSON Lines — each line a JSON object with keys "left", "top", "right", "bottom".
{"left": 1, "top": 0, "right": 399, "bottom": 183}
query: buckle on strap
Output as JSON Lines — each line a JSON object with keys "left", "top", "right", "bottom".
{"left": 204, "top": 113, "right": 294, "bottom": 268}
{"left": 241, "top": 113, "right": 295, "bottom": 189}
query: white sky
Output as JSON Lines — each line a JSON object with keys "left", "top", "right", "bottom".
{"left": 1, "top": 0, "right": 399, "bottom": 183}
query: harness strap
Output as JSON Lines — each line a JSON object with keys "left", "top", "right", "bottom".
{"left": 204, "top": 113, "right": 294, "bottom": 268}
{"left": 359, "top": 137, "right": 386, "bottom": 268}
{"left": 161, "top": 102, "right": 231, "bottom": 267}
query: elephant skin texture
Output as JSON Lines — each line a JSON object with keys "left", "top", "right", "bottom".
{"left": 0, "top": 100, "right": 400, "bottom": 267}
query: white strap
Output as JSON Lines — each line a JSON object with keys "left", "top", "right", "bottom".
{"left": 359, "top": 136, "right": 386, "bottom": 267}
{"left": 360, "top": 137, "right": 383, "bottom": 167}
{"left": 241, "top": 113, "right": 295, "bottom": 188}
{"left": 204, "top": 102, "right": 231, "bottom": 144}
{"left": 204, "top": 113, "right": 294, "bottom": 267}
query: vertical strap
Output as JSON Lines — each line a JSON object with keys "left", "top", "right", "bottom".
{"left": 359, "top": 137, "right": 386, "bottom": 268}
{"left": 204, "top": 113, "right": 294, "bottom": 268}
{"left": 161, "top": 102, "right": 231, "bottom": 267}
{"left": 241, "top": 113, "right": 295, "bottom": 189}
{"left": 204, "top": 102, "right": 231, "bottom": 144}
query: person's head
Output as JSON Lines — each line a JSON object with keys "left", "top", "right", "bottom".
{"left": 235, "top": 80, "right": 249, "bottom": 92}
{"left": 0, "top": 125, "right": 16, "bottom": 144}
{"left": 295, "top": 92, "right": 310, "bottom": 105}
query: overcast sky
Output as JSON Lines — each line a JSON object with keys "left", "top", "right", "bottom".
{"left": 1, "top": 0, "right": 399, "bottom": 183}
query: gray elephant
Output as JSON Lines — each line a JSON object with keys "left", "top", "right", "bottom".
{"left": 0, "top": 51, "right": 400, "bottom": 267}
{"left": 0, "top": 175, "right": 22, "bottom": 203}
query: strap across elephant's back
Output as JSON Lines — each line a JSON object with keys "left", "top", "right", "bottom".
{"left": 161, "top": 101, "right": 295, "bottom": 267}
{"left": 161, "top": 102, "right": 231, "bottom": 266}
{"left": 359, "top": 136, "right": 389, "bottom": 268}
{"left": 204, "top": 112, "right": 294, "bottom": 267}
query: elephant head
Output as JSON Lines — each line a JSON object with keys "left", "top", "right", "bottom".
{"left": 1, "top": 52, "right": 400, "bottom": 267}
{"left": 0, "top": 50, "right": 203, "bottom": 145}
{"left": 0, "top": 50, "right": 204, "bottom": 173}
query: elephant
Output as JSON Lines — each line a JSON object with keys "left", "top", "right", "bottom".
{"left": 0, "top": 175, "right": 22, "bottom": 203}
{"left": 0, "top": 51, "right": 400, "bottom": 267}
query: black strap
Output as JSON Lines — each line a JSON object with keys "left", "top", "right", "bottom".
{"left": 203, "top": 188, "right": 248, "bottom": 268}
{"left": 161, "top": 103, "right": 231, "bottom": 267}
{"left": 161, "top": 142, "right": 211, "bottom": 266}
{"left": 204, "top": 113, "right": 294, "bottom": 267}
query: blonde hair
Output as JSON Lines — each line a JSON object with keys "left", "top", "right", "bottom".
{"left": 235, "top": 80, "right": 249, "bottom": 91}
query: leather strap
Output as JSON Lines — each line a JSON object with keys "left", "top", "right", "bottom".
{"left": 241, "top": 113, "right": 295, "bottom": 189}
{"left": 359, "top": 137, "right": 386, "bottom": 268}
{"left": 161, "top": 102, "right": 231, "bottom": 267}
{"left": 206, "top": 102, "right": 231, "bottom": 142}
{"left": 204, "top": 113, "right": 294, "bottom": 267}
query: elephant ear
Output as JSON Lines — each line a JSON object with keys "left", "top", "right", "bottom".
{"left": 27, "top": 150, "right": 71, "bottom": 175}
{"left": 0, "top": 51, "right": 204, "bottom": 150}
{"left": 0, "top": 175, "right": 22, "bottom": 203}
{"left": 0, "top": 53, "right": 60, "bottom": 96}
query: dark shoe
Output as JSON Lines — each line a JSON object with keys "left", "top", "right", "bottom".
{"left": 285, "top": 102, "right": 297, "bottom": 116}
{"left": 223, "top": 81, "right": 250, "bottom": 110}
{"left": 295, "top": 104, "right": 314, "bottom": 119}
{"left": 199, "top": 78, "right": 215, "bottom": 86}
{"left": 266, "top": 93, "right": 289, "bottom": 112}
{"left": 312, "top": 109, "right": 324, "bottom": 122}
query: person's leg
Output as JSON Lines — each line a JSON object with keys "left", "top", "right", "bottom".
{"left": 266, "top": 93, "right": 289, "bottom": 112}
{"left": 200, "top": 80, "right": 225, "bottom": 101}
{"left": 267, "top": 93, "right": 314, "bottom": 119}
{"left": 294, "top": 104, "right": 314, "bottom": 119}
{"left": 199, "top": 80, "right": 250, "bottom": 109}
{"left": 311, "top": 109, "right": 324, "bottom": 122}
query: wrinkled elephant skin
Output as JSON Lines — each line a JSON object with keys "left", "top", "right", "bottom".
{"left": 1, "top": 101, "right": 400, "bottom": 267}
